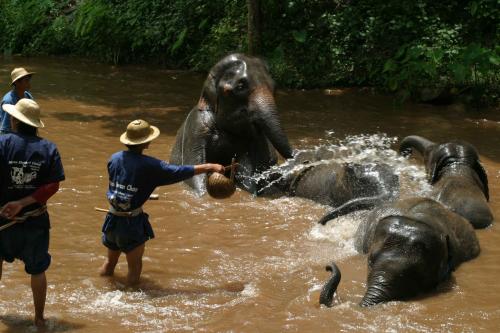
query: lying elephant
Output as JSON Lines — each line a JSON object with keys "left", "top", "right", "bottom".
{"left": 257, "top": 152, "right": 399, "bottom": 214}
{"left": 170, "top": 53, "right": 293, "bottom": 194}
{"left": 320, "top": 197, "right": 480, "bottom": 307}
{"left": 399, "top": 135, "right": 493, "bottom": 228}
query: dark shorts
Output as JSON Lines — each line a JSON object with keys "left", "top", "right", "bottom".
{"left": 101, "top": 213, "right": 155, "bottom": 253}
{"left": 0, "top": 222, "right": 51, "bottom": 275}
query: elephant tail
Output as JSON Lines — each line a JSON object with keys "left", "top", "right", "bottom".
{"left": 399, "top": 135, "right": 435, "bottom": 157}
{"left": 319, "top": 262, "right": 342, "bottom": 307}
{"left": 318, "top": 196, "right": 383, "bottom": 225}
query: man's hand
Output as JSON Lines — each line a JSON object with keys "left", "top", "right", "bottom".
{"left": 208, "top": 163, "right": 225, "bottom": 174}
{"left": 0, "top": 201, "right": 24, "bottom": 220}
{"left": 194, "top": 163, "right": 225, "bottom": 175}
{"left": 0, "top": 196, "right": 36, "bottom": 220}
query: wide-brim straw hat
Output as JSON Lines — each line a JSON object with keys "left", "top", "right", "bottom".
{"left": 120, "top": 119, "right": 160, "bottom": 145}
{"left": 11, "top": 67, "right": 35, "bottom": 85}
{"left": 2, "top": 98, "right": 44, "bottom": 128}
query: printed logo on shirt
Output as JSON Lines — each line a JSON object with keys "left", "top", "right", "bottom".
{"left": 108, "top": 181, "right": 139, "bottom": 211}
{"left": 9, "top": 161, "right": 41, "bottom": 188}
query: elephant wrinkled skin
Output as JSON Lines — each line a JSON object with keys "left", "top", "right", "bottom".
{"left": 320, "top": 197, "right": 480, "bottom": 307}
{"left": 257, "top": 150, "right": 399, "bottom": 217}
{"left": 399, "top": 135, "right": 493, "bottom": 228}
{"left": 170, "top": 53, "right": 293, "bottom": 194}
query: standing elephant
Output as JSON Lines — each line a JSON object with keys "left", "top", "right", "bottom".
{"left": 257, "top": 150, "right": 399, "bottom": 215}
{"left": 170, "top": 53, "right": 293, "bottom": 194}
{"left": 319, "top": 197, "right": 480, "bottom": 307}
{"left": 399, "top": 135, "right": 492, "bottom": 228}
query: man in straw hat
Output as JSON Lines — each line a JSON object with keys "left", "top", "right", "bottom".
{"left": 0, "top": 99, "right": 65, "bottom": 328}
{"left": 99, "top": 119, "right": 224, "bottom": 286}
{"left": 1, "top": 67, "right": 35, "bottom": 134}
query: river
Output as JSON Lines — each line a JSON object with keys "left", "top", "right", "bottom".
{"left": 0, "top": 56, "right": 499, "bottom": 332}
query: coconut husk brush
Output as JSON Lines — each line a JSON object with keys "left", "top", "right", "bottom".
{"left": 207, "top": 158, "right": 238, "bottom": 199}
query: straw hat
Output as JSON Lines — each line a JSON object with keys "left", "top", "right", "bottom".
{"left": 11, "top": 67, "right": 35, "bottom": 85}
{"left": 2, "top": 98, "right": 44, "bottom": 128}
{"left": 120, "top": 119, "right": 160, "bottom": 145}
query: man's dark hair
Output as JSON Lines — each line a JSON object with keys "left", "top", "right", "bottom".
{"left": 125, "top": 143, "right": 148, "bottom": 152}
{"left": 16, "top": 121, "right": 37, "bottom": 136}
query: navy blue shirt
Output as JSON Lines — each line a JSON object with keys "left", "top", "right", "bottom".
{"left": 0, "top": 133, "right": 65, "bottom": 227}
{"left": 107, "top": 151, "right": 195, "bottom": 211}
{"left": 0, "top": 90, "right": 34, "bottom": 133}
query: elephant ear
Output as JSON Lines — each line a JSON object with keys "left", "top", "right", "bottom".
{"left": 427, "top": 142, "right": 460, "bottom": 184}
{"left": 426, "top": 145, "right": 449, "bottom": 184}
{"left": 197, "top": 73, "right": 217, "bottom": 113}
{"left": 438, "top": 234, "right": 454, "bottom": 280}
{"left": 473, "top": 160, "right": 489, "bottom": 201}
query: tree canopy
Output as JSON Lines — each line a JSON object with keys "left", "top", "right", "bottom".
{"left": 0, "top": 0, "right": 498, "bottom": 106}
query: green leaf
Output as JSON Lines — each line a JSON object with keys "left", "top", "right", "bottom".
{"left": 470, "top": 2, "right": 478, "bottom": 16}
{"left": 395, "top": 46, "right": 406, "bottom": 59}
{"left": 292, "top": 30, "right": 307, "bottom": 43}
{"left": 198, "top": 18, "right": 208, "bottom": 30}
{"left": 451, "top": 64, "right": 468, "bottom": 82}
{"left": 388, "top": 78, "right": 399, "bottom": 91}
{"left": 383, "top": 59, "right": 396, "bottom": 73}
{"left": 171, "top": 27, "right": 187, "bottom": 53}
{"left": 489, "top": 54, "right": 500, "bottom": 66}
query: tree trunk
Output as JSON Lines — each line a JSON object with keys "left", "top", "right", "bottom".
{"left": 247, "top": 0, "right": 261, "bottom": 55}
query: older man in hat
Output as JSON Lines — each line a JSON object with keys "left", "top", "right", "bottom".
{"left": 0, "top": 67, "right": 35, "bottom": 134}
{"left": 0, "top": 99, "right": 65, "bottom": 328}
{"left": 99, "top": 119, "right": 224, "bottom": 286}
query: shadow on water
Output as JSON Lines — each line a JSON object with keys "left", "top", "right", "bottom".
{"left": 102, "top": 275, "right": 246, "bottom": 299}
{"left": 0, "top": 314, "right": 85, "bottom": 333}
{"left": 408, "top": 275, "right": 457, "bottom": 302}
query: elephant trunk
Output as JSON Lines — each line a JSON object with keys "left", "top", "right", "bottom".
{"left": 399, "top": 135, "right": 435, "bottom": 157}
{"left": 360, "top": 275, "right": 392, "bottom": 306}
{"left": 251, "top": 87, "right": 293, "bottom": 159}
{"left": 318, "top": 195, "right": 384, "bottom": 225}
{"left": 319, "top": 262, "right": 342, "bottom": 307}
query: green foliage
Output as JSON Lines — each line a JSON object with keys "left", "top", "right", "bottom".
{"left": 0, "top": 0, "right": 498, "bottom": 106}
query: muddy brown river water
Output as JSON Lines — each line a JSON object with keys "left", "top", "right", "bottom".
{"left": 0, "top": 56, "right": 499, "bottom": 333}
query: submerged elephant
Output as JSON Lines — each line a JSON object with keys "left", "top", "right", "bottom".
{"left": 257, "top": 150, "right": 399, "bottom": 214}
{"left": 320, "top": 197, "right": 480, "bottom": 307}
{"left": 170, "top": 53, "right": 293, "bottom": 194}
{"left": 399, "top": 135, "right": 492, "bottom": 228}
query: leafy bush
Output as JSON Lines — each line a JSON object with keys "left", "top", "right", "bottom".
{"left": 0, "top": 0, "right": 497, "bottom": 106}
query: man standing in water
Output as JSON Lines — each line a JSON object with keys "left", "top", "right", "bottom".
{"left": 100, "top": 119, "right": 224, "bottom": 286}
{"left": 0, "top": 99, "right": 65, "bottom": 328}
{"left": 1, "top": 67, "right": 35, "bottom": 134}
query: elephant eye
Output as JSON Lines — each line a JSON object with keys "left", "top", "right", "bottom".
{"left": 236, "top": 79, "right": 248, "bottom": 91}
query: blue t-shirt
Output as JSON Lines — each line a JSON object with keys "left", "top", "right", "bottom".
{"left": 107, "top": 151, "right": 195, "bottom": 211}
{"left": 0, "top": 90, "right": 34, "bottom": 132}
{"left": 0, "top": 133, "right": 65, "bottom": 227}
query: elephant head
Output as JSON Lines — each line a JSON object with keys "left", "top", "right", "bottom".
{"left": 399, "top": 135, "right": 492, "bottom": 228}
{"left": 170, "top": 53, "right": 293, "bottom": 194}
{"left": 360, "top": 216, "right": 451, "bottom": 306}
{"left": 320, "top": 198, "right": 480, "bottom": 307}
{"left": 197, "top": 53, "right": 293, "bottom": 161}
{"left": 320, "top": 217, "right": 451, "bottom": 307}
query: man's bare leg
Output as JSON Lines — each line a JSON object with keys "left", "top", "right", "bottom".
{"left": 125, "top": 243, "right": 145, "bottom": 286}
{"left": 31, "top": 272, "right": 46, "bottom": 328}
{"left": 100, "top": 249, "right": 121, "bottom": 276}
